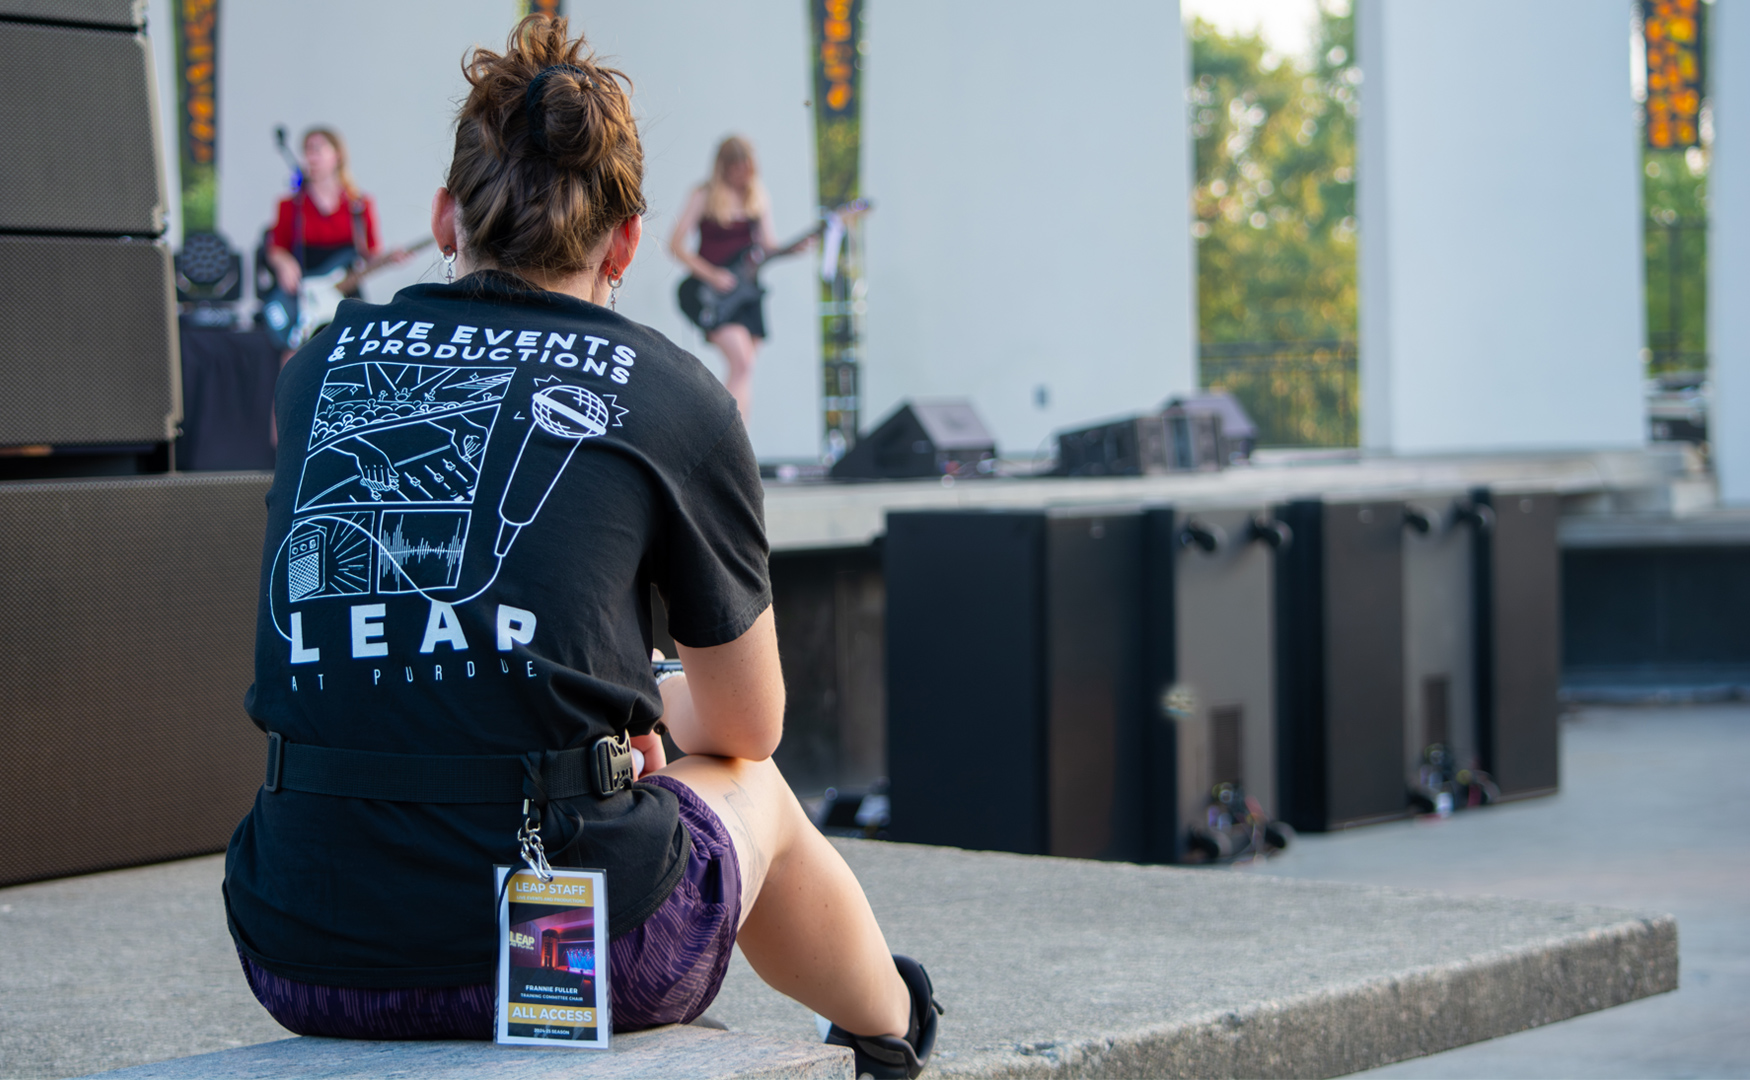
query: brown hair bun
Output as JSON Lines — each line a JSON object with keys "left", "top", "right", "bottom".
{"left": 448, "top": 14, "right": 646, "bottom": 276}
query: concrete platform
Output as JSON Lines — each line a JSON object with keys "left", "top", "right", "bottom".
{"left": 2, "top": 842, "right": 1672, "bottom": 1080}
{"left": 761, "top": 447, "right": 1694, "bottom": 551}
{"left": 706, "top": 843, "right": 1673, "bottom": 1078}
{"left": 80, "top": 1028, "right": 850, "bottom": 1080}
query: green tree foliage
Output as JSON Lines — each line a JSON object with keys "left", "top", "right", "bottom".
{"left": 1642, "top": 148, "right": 1708, "bottom": 372}
{"left": 1190, "top": 5, "right": 1359, "bottom": 445}
{"left": 1190, "top": 6, "right": 1356, "bottom": 344}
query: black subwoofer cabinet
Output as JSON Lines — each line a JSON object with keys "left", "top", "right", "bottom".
{"left": 884, "top": 509, "right": 1151, "bottom": 860}
{"left": 1273, "top": 498, "right": 1408, "bottom": 832}
{"left": 1473, "top": 489, "right": 1561, "bottom": 799}
{"left": 1142, "top": 503, "right": 1286, "bottom": 861}
{"left": 0, "top": 7, "right": 180, "bottom": 452}
{"left": 1400, "top": 493, "right": 1485, "bottom": 786}
{"left": 0, "top": 474, "right": 271, "bottom": 887}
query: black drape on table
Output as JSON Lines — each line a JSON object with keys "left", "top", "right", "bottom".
{"left": 176, "top": 318, "right": 280, "bottom": 471}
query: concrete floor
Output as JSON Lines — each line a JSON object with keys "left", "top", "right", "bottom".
{"left": 1253, "top": 704, "right": 1750, "bottom": 1079}
{"left": 0, "top": 704, "right": 1738, "bottom": 1079}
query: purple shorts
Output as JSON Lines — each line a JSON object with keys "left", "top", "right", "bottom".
{"left": 237, "top": 773, "right": 742, "bottom": 1037}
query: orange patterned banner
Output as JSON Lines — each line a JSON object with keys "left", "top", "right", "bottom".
{"left": 176, "top": 0, "right": 218, "bottom": 231}
{"left": 1644, "top": 0, "right": 1703, "bottom": 149}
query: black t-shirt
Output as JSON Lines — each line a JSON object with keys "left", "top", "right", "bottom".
{"left": 224, "top": 271, "right": 770, "bottom": 988}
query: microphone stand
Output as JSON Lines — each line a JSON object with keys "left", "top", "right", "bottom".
{"left": 274, "top": 126, "right": 307, "bottom": 284}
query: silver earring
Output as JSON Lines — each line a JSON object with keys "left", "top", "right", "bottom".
{"left": 443, "top": 250, "right": 457, "bottom": 284}
{"left": 609, "top": 275, "right": 622, "bottom": 310}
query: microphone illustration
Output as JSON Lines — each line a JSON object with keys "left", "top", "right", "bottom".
{"left": 495, "top": 385, "right": 610, "bottom": 557}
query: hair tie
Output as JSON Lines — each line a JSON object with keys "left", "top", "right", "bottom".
{"left": 525, "top": 64, "right": 592, "bottom": 154}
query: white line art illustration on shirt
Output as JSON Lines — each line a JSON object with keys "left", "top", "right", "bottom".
{"left": 494, "top": 384, "right": 615, "bottom": 558}
{"left": 287, "top": 512, "right": 375, "bottom": 602}
{"left": 295, "top": 364, "right": 510, "bottom": 512}
{"left": 377, "top": 510, "right": 469, "bottom": 592}
{"left": 269, "top": 376, "right": 628, "bottom": 645}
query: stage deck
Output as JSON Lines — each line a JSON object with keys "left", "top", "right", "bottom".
{"left": 763, "top": 447, "right": 1696, "bottom": 552}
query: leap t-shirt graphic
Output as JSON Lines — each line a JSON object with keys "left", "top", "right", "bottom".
{"left": 230, "top": 274, "right": 772, "bottom": 988}
{"left": 267, "top": 357, "right": 628, "bottom": 646}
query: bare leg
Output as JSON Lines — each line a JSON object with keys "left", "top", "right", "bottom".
{"left": 656, "top": 753, "right": 910, "bottom": 1039}
{"left": 707, "top": 324, "right": 759, "bottom": 424}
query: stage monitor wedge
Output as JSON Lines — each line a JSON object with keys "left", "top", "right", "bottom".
{"left": 832, "top": 399, "right": 996, "bottom": 480}
{"left": 0, "top": 0, "right": 143, "bottom": 28}
{"left": 0, "top": 236, "right": 180, "bottom": 446}
{"left": 0, "top": 17, "right": 164, "bottom": 234}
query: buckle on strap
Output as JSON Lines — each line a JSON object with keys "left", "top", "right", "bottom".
{"left": 264, "top": 732, "right": 284, "bottom": 793}
{"left": 590, "top": 733, "right": 635, "bottom": 797}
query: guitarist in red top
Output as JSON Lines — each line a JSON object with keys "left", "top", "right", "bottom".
{"left": 669, "top": 136, "right": 810, "bottom": 423}
{"left": 264, "top": 128, "right": 395, "bottom": 296}
{"left": 260, "top": 127, "right": 421, "bottom": 349}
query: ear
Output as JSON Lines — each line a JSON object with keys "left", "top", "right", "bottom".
{"left": 430, "top": 187, "right": 459, "bottom": 254}
{"left": 606, "top": 215, "right": 642, "bottom": 277}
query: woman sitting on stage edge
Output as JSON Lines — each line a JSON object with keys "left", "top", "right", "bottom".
{"left": 221, "top": 16, "right": 940, "bottom": 1078}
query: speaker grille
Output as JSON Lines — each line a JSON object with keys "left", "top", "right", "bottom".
{"left": 0, "top": 236, "right": 178, "bottom": 445}
{"left": 0, "top": 20, "right": 163, "bottom": 233}
{"left": 0, "top": 473, "right": 271, "bottom": 887}
{"left": 0, "top": 0, "right": 144, "bottom": 28}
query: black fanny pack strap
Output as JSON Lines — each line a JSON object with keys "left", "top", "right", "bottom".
{"left": 263, "top": 732, "right": 629, "bottom": 804}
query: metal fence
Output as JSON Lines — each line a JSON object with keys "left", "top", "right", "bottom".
{"left": 1199, "top": 340, "right": 1358, "bottom": 448}
{"left": 1645, "top": 215, "right": 1707, "bottom": 374}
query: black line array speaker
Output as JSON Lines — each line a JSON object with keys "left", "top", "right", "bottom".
{"left": 0, "top": 15, "right": 163, "bottom": 234}
{"left": 0, "top": 473, "right": 271, "bottom": 887}
{"left": 0, "top": 6, "right": 178, "bottom": 454}
{"left": 884, "top": 509, "right": 1150, "bottom": 859}
{"left": 0, "top": 0, "right": 144, "bottom": 29}
{"left": 1274, "top": 498, "right": 1408, "bottom": 831}
{"left": 0, "top": 236, "right": 179, "bottom": 446}
{"left": 1473, "top": 489, "right": 1561, "bottom": 799}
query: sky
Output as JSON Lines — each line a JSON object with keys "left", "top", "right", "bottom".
{"left": 1179, "top": 0, "right": 1343, "bottom": 67}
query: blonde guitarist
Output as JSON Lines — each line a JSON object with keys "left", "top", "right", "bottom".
{"left": 669, "top": 136, "right": 812, "bottom": 424}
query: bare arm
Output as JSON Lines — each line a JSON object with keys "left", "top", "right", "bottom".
{"left": 654, "top": 606, "right": 785, "bottom": 762}
{"left": 669, "top": 188, "right": 737, "bottom": 290}
{"left": 756, "top": 206, "right": 781, "bottom": 253}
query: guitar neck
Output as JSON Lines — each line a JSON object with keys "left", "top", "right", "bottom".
{"left": 336, "top": 238, "right": 435, "bottom": 290}
{"left": 768, "top": 198, "right": 872, "bottom": 259}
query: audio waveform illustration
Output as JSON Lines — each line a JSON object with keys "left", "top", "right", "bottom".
{"left": 377, "top": 510, "right": 469, "bottom": 592}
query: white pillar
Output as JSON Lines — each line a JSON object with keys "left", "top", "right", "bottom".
{"left": 860, "top": 1, "right": 1196, "bottom": 454}
{"left": 1358, "top": 0, "right": 1645, "bottom": 454}
{"left": 1714, "top": 1, "right": 1750, "bottom": 503}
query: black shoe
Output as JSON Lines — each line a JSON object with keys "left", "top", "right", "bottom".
{"left": 824, "top": 954, "right": 944, "bottom": 1079}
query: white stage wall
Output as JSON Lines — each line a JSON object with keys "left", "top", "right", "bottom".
{"left": 1357, "top": 0, "right": 1645, "bottom": 454}
{"left": 1713, "top": 1, "right": 1750, "bottom": 504}
{"left": 158, "top": 1, "right": 1194, "bottom": 460}
{"left": 860, "top": 1, "right": 1197, "bottom": 456}
{"left": 569, "top": 1, "right": 820, "bottom": 461}
{"left": 161, "top": 1, "right": 817, "bottom": 460}
{"left": 208, "top": 2, "right": 520, "bottom": 321}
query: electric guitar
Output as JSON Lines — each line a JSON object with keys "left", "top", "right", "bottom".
{"left": 261, "top": 237, "right": 434, "bottom": 349}
{"left": 677, "top": 199, "right": 871, "bottom": 332}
